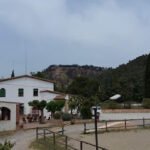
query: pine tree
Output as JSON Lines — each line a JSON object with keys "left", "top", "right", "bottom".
{"left": 145, "top": 54, "right": 150, "bottom": 98}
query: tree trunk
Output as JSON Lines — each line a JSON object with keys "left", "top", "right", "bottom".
{"left": 40, "top": 109, "right": 44, "bottom": 124}
{"left": 71, "top": 109, "right": 73, "bottom": 115}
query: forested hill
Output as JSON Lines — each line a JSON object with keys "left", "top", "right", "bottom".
{"left": 33, "top": 65, "right": 106, "bottom": 90}
{"left": 32, "top": 54, "right": 148, "bottom": 101}
{"left": 99, "top": 54, "right": 148, "bottom": 101}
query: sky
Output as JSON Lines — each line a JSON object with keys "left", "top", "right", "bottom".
{"left": 0, "top": 0, "right": 150, "bottom": 77}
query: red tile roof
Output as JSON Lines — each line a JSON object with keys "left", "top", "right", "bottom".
{"left": 40, "top": 90, "right": 66, "bottom": 95}
{"left": 0, "top": 75, "right": 55, "bottom": 83}
{"left": 0, "top": 101, "right": 23, "bottom": 104}
{"left": 54, "top": 95, "right": 66, "bottom": 100}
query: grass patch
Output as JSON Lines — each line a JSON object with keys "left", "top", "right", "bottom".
{"left": 30, "top": 136, "right": 66, "bottom": 150}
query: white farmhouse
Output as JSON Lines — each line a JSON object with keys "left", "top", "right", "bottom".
{"left": 0, "top": 75, "right": 68, "bottom": 131}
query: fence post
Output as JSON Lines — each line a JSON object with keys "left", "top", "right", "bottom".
{"left": 94, "top": 108, "right": 98, "bottom": 150}
{"left": 36, "top": 127, "right": 38, "bottom": 140}
{"left": 80, "top": 141, "right": 83, "bottom": 150}
{"left": 105, "top": 121, "right": 108, "bottom": 132}
{"left": 125, "top": 119, "right": 127, "bottom": 130}
{"left": 84, "top": 123, "right": 86, "bottom": 134}
{"left": 143, "top": 118, "right": 145, "bottom": 128}
{"left": 43, "top": 129, "right": 46, "bottom": 140}
{"left": 53, "top": 133, "right": 56, "bottom": 146}
{"left": 65, "top": 136, "right": 68, "bottom": 150}
{"left": 62, "top": 126, "right": 64, "bottom": 135}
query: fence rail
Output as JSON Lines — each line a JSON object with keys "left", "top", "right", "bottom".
{"left": 36, "top": 127, "right": 108, "bottom": 150}
{"left": 35, "top": 118, "right": 150, "bottom": 150}
{"left": 84, "top": 118, "right": 150, "bottom": 134}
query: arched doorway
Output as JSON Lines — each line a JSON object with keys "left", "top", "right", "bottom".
{"left": 0, "top": 107, "right": 11, "bottom": 120}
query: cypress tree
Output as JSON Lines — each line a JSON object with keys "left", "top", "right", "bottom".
{"left": 145, "top": 53, "right": 150, "bottom": 98}
{"left": 11, "top": 70, "right": 15, "bottom": 78}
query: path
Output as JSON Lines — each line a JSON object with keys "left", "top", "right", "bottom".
{"left": 0, "top": 129, "right": 36, "bottom": 150}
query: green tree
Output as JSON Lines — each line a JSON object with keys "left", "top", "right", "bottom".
{"left": 55, "top": 101, "right": 65, "bottom": 111}
{"left": 28, "top": 100, "right": 47, "bottom": 123}
{"left": 67, "top": 76, "right": 99, "bottom": 98}
{"left": 80, "top": 98, "right": 92, "bottom": 119}
{"left": 80, "top": 106, "right": 92, "bottom": 119}
{"left": 68, "top": 95, "right": 93, "bottom": 119}
{"left": 46, "top": 101, "right": 65, "bottom": 118}
{"left": 31, "top": 71, "right": 45, "bottom": 79}
{"left": 68, "top": 96, "right": 79, "bottom": 115}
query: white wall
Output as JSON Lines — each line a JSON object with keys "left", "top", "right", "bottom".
{"left": 0, "top": 102, "right": 16, "bottom": 132}
{"left": 0, "top": 77, "right": 55, "bottom": 114}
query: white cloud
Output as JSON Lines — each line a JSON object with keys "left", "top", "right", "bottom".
{"left": 1, "top": 0, "right": 149, "bottom": 45}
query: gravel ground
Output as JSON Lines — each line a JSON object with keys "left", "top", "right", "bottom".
{"left": 0, "top": 112, "right": 150, "bottom": 150}
{"left": 64, "top": 124, "right": 150, "bottom": 150}
{"left": 79, "top": 129, "right": 150, "bottom": 150}
{"left": 0, "top": 126, "right": 150, "bottom": 150}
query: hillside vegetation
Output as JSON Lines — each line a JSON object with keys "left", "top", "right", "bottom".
{"left": 32, "top": 65, "right": 105, "bottom": 90}
{"left": 32, "top": 54, "right": 148, "bottom": 102}
{"left": 99, "top": 54, "right": 147, "bottom": 102}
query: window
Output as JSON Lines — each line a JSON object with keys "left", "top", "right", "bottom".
{"left": 33, "top": 89, "right": 38, "bottom": 96}
{"left": 0, "top": 88, "right": 6, "bottom": 97}
{"left": 18, "top": 88, "right": 24, "bottom": 97}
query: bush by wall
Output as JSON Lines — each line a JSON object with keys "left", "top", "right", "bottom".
{"left": 62, "top": 113, "right": 72, "bottom": 121}
{"left": 53, "top": 112, "right": 62, "bottom": 119}
{"left": 142, "top": 98, "right": 150, "bottom": 109}
{"left": 80, "top": 107, "right": 92, "bottom": 119}
{"left": 0, "top": 140, "right": 15, "bottom": 150}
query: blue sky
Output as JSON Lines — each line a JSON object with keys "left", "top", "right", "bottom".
{"left": 0, "top": 0, "right": 150, "bottom": 77}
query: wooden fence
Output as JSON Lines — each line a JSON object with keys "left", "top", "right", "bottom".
{"left": 84, "top": 118, "right": 150, "bottom": 133}
{"left": 35, "top": 118, "right": 150, "bottom": 149}
{"left": 36, "top": 127, "right": 108, "bottom": 150}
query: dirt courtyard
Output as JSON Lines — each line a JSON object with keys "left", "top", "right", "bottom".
{"left": 74, "top": 129, "right": 150, "bottom": 150}
{"left": 0, "top": 124, "right": 150, "bottom": 150}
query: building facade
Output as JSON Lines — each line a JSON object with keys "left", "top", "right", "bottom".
{"left": 0, "top": 75, "right": 68, "bottom": 131}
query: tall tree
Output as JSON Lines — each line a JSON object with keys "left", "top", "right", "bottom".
{"left": 46, "top": 101, "right": 65, "bottom": 118}
{"left": 145, "top": 54, "right": 150, "bottom": 98}
{"left": 68, "top": 95, "right": 94, "bottom": 119}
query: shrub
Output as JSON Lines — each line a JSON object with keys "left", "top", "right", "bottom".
{"left": 80, "top": 107, "right": 92, "bottom": 119}
{"left": 0, "top": 140, "right": 15, "bottom": 150}
{"left": 62, "top": 113, "right": 72, "bottom": 121}
{"left": 142, "top": 98, "right": 150, "bottom": 109}
{"left": 53, "top": 112, "right": 62, "bottom": 119}
{"left": 123, "top": 102, "right": 131, "bottom": 109}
